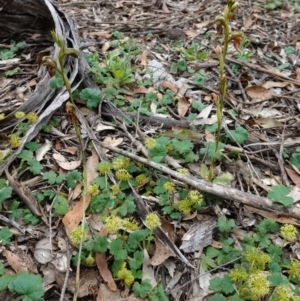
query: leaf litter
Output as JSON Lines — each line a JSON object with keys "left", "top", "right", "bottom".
{"left": 1, "top": 0, "right": 300, "bottom": 300}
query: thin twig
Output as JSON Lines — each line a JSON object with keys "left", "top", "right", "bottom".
{"left": 92, "top": 139, "right": 300, "bottom": 220}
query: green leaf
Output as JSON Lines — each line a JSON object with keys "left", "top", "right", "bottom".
{"left": 200, "top": 142, "right": 225, "bottom": 160}
{"left": 133, "top": 279, "right": 152, "bottom": 298}
{"left": 118, "top": 197, "right": 136, "bottom": 216}
{"left": 92, "top": 176, "right": 107, "bottom": 190}
{"left": 184, "top": 150, "right": 199, "bottom": 162}
{"left": 205, "top": 247, "right": 220, "bottom": 258}
{"left": 0, "top": 274, "right": 16, "bottom": 290}
{"left": 209, "top": 294, "right": 226, "bottom": 301}
{"left": 217, "top": 216, "right": 235, "bottom": 233}
{"left": 290, "top": 151, "right": 300, "bottom": 169}
{"left": 172, "top": 138, "right": 193, "bottom": 154}
{"left": 93, "top": 235, "right": 109, "bottom": 253}
{"left": 130, "top": 251, "right": 144, "bottom": 270}
{"left": 8, "top": 201, "right": 23, "bottom": 219}
{"left": 0, "top": 186, "right": 12, "bottom": 203}
{"left": 17, "top": 150, "right": 34, "bottom": 162}
{"left": 9, "top": 272, "right": 44, "bottom": 301}
{"left": 25, "top": 142, "right": 40, "bottom": 152}
{"left": 66, "top": 170, "right": 82, "bottom": 189}
{"left": 193, "top": 70, "right": 207, "bottom": 85}
{"left": 268, "top": 272, "right": 289, "bottom": 286}
{"left": 43, "top": 171, "right": 58, "bottom": 185}
{"left": 109, "top": 239, "right": 127, "bottom": 261}
{"left": 200, "top": 164, "right": 209, "bottom": 180}
{"left": 227, "top": 126, "right": 248, "bottom": 145}
{"left": 212, "top": 172, "right": 234, "bottom": 185}
{"left": 0, "top": 227, "right": 13, "bottom": 245}
{"left": 209, "top": 275, "right": 235, "bottom": 294}
{"left": 127, "top": 229, "right": 150, "bottom": 252}
{"left": 49, "top": 72, "right": 64, "bottom": 89}
{"left": 80, "top": 88, "right": 101, "bottom": 108}
{"left": 267, "top": 185, "right": 294, "bottom": 206}
{"left": 53, "top": 195, "right": 69, "bottom": 215}
{"left": 201, "top": 255, "right": 217, "bottom": 271}
{"left": 27, "top": 159, "right": 43, "bottom": 175}
{"left": 5, "top": 67, "right": 20, "bottom": 77}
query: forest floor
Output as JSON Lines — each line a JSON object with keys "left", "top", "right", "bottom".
{"left": 1, "top": 0, "right": 300, "bottom": 300}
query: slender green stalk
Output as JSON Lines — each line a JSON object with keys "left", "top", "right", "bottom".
{"left": 208, "top": 0, "right": 244, "bottom": 181}
{"left": 42, "top": 31, "right": 88, "bottom": 301}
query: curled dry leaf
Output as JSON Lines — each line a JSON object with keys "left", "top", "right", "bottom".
{"left": 53, "top": 152, "right": 81, "bottom": 171}
{"left": 96, "top": 252, "right": 118, "bottom": 291}
{"left": 36, "top": 139, "right": 53, "bottom": 161}
{"left": 143, "top": 249, "right": 157, "bottom": 287}
{"left": 150, "top": 237, "right": 176, "bottom": 266}
{"left": 62, "top": 151, "right": 98, "bottom": 231}
{"left": 246, "top": 85, "right": 272, "bottom": 99}
{"left": 3, "top": 249, "right": 28, "bottom": 273}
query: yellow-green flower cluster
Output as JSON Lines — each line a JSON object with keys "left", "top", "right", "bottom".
{"left": 273, "top": 285, "right": 294, "bottom": 301}
{"left": 145, "top": 212, "right": 161, "bottom": 230}
{"left": 164, "top": 181, "right": 175, "bottom": 193}
{"left": 110, "top": 184, "right": 120, "bottom": 196}
{"left": 117, "top": 263, "right": 134, "bottom": 287}
{"left": 244, "top": 247, "right": 271, "bottom": 271}
{"left": 135, "top": 174, "right": 147, "bottom": 185}
{"left": 188, "top": 190, "right": 203, "bottom": 205}
{"left": 115, "top": 169, "right": 132, "bottom": 181}
{"left": 144, "top": 137, "right": 156, "bottom": 149}
{"left": 104, "top": 216, "right": 122, "bottom": 234}
{"left": 122, "top": 218, "right": 139, "bottom": 231}
{"left": 70, "top": 226, "right": 88, "bottom": 245}
{"left": 288, "top": 259, "right": 300, "bottom": 280}
{"left": 85, "top": 255, "right": 95, "bottom": 266}
{"left": 112, "top": 157, "right": 130, "bottom": 170}
{"left": 0, "top": 113, "right": 5, "bottom": 120}
{"left": 177, "top": 168, "right": 190, "bottom": 175}
{"left": 104, "top": 216, "right": 139, "bottom": 233}
{"left": 97, "top": 161, "right": 112, "bottom": 175}
{"left": 247, "top": 271, "right": 270, "bottom": 298}
{"left": 174, "top": 199, "right": 192, "bottom": 215}
{"left": 26, "top": 112, "right": 38, "bottom": 123}
{"left": 88, "top": 184, "right": 100, "bottom": 196}
{"left": 229, "top": 267, "right": 248, "bottom": 283}
{"left": 280, "top": 224, "right": 298, "bottom": 242}
{"left": 15, "top": 111, "right": 25, "bottom": 119}
{"left": 10, "top": 135, "right": 21, "bottom": 149}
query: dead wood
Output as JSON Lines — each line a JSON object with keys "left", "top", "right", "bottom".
{"left": 0, "top": 0, "right": 54, "bottom": 40}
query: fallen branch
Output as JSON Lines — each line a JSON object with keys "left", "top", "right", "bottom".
{"left": 93, "top": 140, "right": 300, "bottom": 221}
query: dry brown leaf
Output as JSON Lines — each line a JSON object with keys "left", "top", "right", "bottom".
{"left": 150, "top": 238, "right": 176, "bottom": 266}
{"left": 244, "top": 16, "right": 255, "bottom": 29}
{"left": 62, "top": 194, "right": 91, "bottom": 232}
{"left": 161, "top": 81, "right": 177, "bottom": 93}
{"left": 262, "top": 81, "right": 289, "bottom": 89}
{"left": 53, "top": 152, "right": 81, "bottom": 171}
{"left": 245, "top": 205, "right": 300, "bottom": 226}
{"left": 295, "top": 68, "right": 300, "bottom": 81}
{"left": 62, "top": 151, "right": 99, "bottom": 231}
{"left": 285, "top": 168, "right": 300, "bottom": 187}
{"left": 177, "top": 97, "right": 190, "bottom": 117}
{"left": 96, "top": 252, "right": 118, "bottom": 291}
{"left": 61, "top": 146, "right": 78, "bottom": 155}
{"left": 102, "top": 41, "right": 111, "bottom": 52}
{"left": 102, "top": 137, "right": 123, "bottom": 153}
{"left": 86, "top": 148, "right": 99, "bottom": 186}
{"left": 246, "top": 85, "right": 272, "bottom": 99}
{"left": 3, "top": 249, "right": 29, "bottom": 273}
{"left": 140, "top": 50, "right": 148, "bottom": 69}
{"left": 254, "top": 117, "right": 283, "bottom": 128}
{"left": 88, "top": 31, "right": 112, "bottom": 38}
{"left": 96, "top": 283, "right": 122, "bottom": 301}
